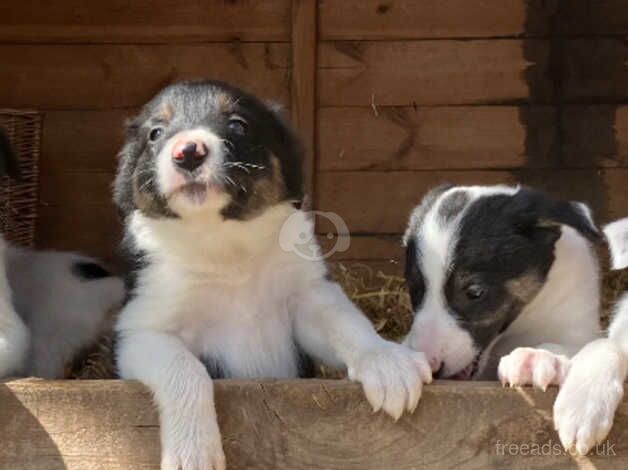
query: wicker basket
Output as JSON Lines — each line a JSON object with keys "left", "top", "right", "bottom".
{"left": 0, "top": 110, "right": 41, "bottom": 247}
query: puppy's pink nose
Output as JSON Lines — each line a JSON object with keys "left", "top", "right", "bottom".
{"left": 172, "top": 139, "right": 209, "bottom": 172}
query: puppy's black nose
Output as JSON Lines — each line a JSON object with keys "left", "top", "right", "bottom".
{"left": 172, "top": 140, "right": 209, "bottom": 172}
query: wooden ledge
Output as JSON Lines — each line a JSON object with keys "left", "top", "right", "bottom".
{"left": 1, "top": 379, "right": 627, "bottom": 469}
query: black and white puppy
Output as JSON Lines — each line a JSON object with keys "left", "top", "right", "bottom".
{"left": 402, "top": 184, "right": 602, "bottom": 382}
{"left": 0, "top": 128, "right": 125, "bottom": 378}
{"left": 113, "top": 80, "right": 431, "bottom": 470}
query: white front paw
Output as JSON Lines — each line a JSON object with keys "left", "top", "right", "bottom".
{"left": 554, "top": 339, "right": 626, "bottom": 455}
{"left": 348, "top": 342, "right": 432, "bottom": 420}
{"left": 498, "top": 347, "right": 570, "bottom": 391}
{"left": 160, "top": 414, "right": 226, "bottom": 470}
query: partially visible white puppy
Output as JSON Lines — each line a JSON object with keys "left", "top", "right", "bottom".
{"left": 0, "top": 128, "right": 125, "bottom": 378}
{"left": 0, "top": 128, "right": 29, "bottom": 376}
{"left": 551, "top": 219, "right": 628, "bottom": 455}
{"left": 502, "top": 217, "right": 628, "bottom": 455}
{"left": 7, "top": 246, "right": 125, "bottom": 378}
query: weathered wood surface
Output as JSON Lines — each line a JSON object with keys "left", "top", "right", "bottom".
{"left": 319, "top": 0, "right": 628, "bottom": 39}
{"left": 1, "top": 380, "right": 626, "bottom": 469}
{"left": 318, "top": 39, "right": 627, "bottom": 106}
{"left": 291, "top": 0, "right": 318, "bottom": 201}
{"left": 318, "top": 40, "right": 549, "bottom": 106}
{"left": 316, "top": 170, "right": 628, "bottom": 233}
{"left": 0, "top": 44, "right": 291, "bottom": 109}
{"left": 0, "top": 0, "right": 291, "bottom": 43}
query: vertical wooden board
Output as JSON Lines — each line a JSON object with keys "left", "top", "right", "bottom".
{"left": 0, "top": 0, "right": 291, "bottom": 43}
{"left": 318, "top": 40, "right": 551, "bottom": 106}
{"left": 291, "top": 0, "right": 318, "bottom": 202}
{"left": 318, "top": 106, "right": 556, "bottom": 170}
{"left": 0, "top": 44, "right": 291, "bottom": 109}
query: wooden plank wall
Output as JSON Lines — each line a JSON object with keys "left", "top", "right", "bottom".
{"left": 317, "top": 0, "right": 628, "bottom": 274}
{"left": 0, "top": 1, "right": 627, "bottom": 273}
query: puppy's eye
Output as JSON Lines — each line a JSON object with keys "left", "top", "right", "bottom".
{"left": 465, "top": 284, "right": 486, "bottom": 301}
{"left": 228, "top": 117, "right": 247, "bottom": 135}
{"left": 149, "top": 127, "right": 164, "bottom": 141}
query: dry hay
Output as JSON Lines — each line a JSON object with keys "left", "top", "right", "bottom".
{"left": 68, "top": 262, "right": 628, "bottom": 380}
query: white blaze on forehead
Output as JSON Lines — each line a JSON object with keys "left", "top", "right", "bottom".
{"left": 417, "top": 184, "right": 521, "bottom": 309}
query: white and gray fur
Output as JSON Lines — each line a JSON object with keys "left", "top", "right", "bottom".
{"left": 403, "top": 184, "right": 602, "bottom": 380}
{"left": 0, "top": 128, "right": 125, "bottom": 378}
{"left": 6, "top": 247, "right": 124, "bottom": 378}
{"left": 515, "top": 218, "right": 628, "bottom": 456}
{"left": 113, "top": 81, "right": 431, "bottom": 470}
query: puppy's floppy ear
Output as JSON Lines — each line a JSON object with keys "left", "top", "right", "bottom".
{"left": 511, "top": 187, "right": 601, "bottom": 243}
{"left": 604, "top": 218, "right": 628, "bottom": 270}
{"left": 0, "top": 127, "right": 21, "bottom": 181}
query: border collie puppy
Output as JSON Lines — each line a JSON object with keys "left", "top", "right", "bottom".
{"left": 0, "top": 128, "right": 125, "bottom": 378}
{"left": 402, "top": 184, "right": 601, "bottom": 381}
{"left": 509, "top": 218, "right": 628, "bottom": 455}
{"left": 113, "top": 80, "right": 431, "bottom": 469}
{"left": 0, "top": 128, "right": 29, "bottom": 376}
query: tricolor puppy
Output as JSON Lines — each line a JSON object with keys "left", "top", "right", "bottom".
{"left": 402, "top": 184, "right": 602, "bottom": 382}
{"left": 113, "top": 80, "right": 431, "bottom": 470}
{"left": 0, "top": 128, "right": 125, "bottom": 378}
{"left": 509, "top": 218, "right": 628, "bottom": 455}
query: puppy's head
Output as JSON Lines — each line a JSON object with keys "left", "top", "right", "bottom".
{"left": 114, "top": 80, "right": 303, "bottom": 220}
{"left": 403, "top": 185, "right": 600, "bottom": 379}
{"left": 0, "top": 127, "right": 21, "bottom": 180}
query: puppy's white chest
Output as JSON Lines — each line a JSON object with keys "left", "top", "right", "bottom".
{"left": 177, "top": 272, "right": 300, "bottom": 379}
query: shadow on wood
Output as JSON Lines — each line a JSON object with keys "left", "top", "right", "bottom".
{"left": 0, "top": 379, "right": 626, "bottom": 469}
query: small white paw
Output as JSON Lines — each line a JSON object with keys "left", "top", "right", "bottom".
{"left": 554, "top": 339, "right": 626, "bottom": 455}
{"left": 498, "top": 347, "right": 570, "bottom": 391}
{"left": 348, "top": 342, "right": 432, "bottom": 420}
{"left": 160, "top": 414, "right": 226, "bottom": 470}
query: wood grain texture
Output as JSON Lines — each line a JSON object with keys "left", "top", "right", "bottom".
{"left": 319, "top": 0, "right": 628, "bottom": 40}
{"left": 316, "top": 170, "right": 628, "bottom": 233}
{"left": 318, "top": 40, "right": 551, "bottom": 106}
{"left": 318, "top": 106, "right": 556, "bottom": 170}
{"left": 0, "top": 43, "right": 291, "bottom": 109}
{"left": 41, "top": 110, "right": 130, "bottom": 174}
{"left": 1, "top": 379, "right": 626, "bottom": 469}
{"left": 0, "top": 0, "right": 291, "bottom": 43}
{"left": 291, "top": 0, "right": 318, "bottom": 202}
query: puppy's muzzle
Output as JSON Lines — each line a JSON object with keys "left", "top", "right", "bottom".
{"left": 172, "top": 139, "right": 209, "bottom": 173}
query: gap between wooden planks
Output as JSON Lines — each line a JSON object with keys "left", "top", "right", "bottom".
{"left": 1, "top": 379, "right": 627, "bottom": 469}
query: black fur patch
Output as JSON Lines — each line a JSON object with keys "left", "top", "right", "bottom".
{"left": 404, "top": 237, "right": 426, "bottom": 312}
{"left": 72, "top": 261, "right": 112, "bottom": 280}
